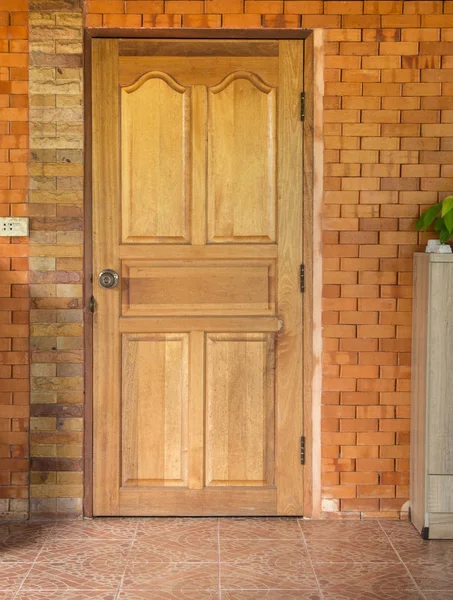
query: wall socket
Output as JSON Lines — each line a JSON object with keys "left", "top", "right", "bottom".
{"left": 0, "top": 217, "right": 29, "bottom": 237}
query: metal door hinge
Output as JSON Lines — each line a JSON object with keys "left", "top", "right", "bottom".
{"left": 89, "top": 295, "right": 95, "bottom": 313}
{"left": 300, "top": 92, "right": 305, "bottom": 121}
{"left": 300, "top": 436, "right": 306, "bottom": 465}
{"left": 300, "top": 264, "right": 305, "bottom": 293}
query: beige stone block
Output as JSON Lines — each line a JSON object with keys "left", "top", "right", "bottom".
{"left": 32, "top": 376, "right": 83, "bottom": 391}
{"left": 30, "top": 337, "right": 57, "bottom": 351}
{"left": 30, "top": 109, "right": 83, "bottom": 125}
{"left": 56, "top": 257, "right": 82, "bottom": 270}
{"left": 30, "top": 231, "right": 57, "bottom": 244}
{"left": 30, "top": 309, "right": 57, "bottom": 324}
{"left": 30, "top": 190, "right": 82, "bottom": 204}
{"left": 30, "top": 95, "right": 56, "bottom": 108}
{"left": 56, "top": 150, "right": 82, "bottom": 163}
{"left": 56, "top": 472, "right": 83, "bottom": 485}
{"left": 56, "top": 96, "right": 82, "bottom": 108}
{"left": 9, "top": 499, "right": 29, "bottom": 513}
{"left": 30, "top": 498, "right": 57, "bottom": 513}
{"left": 56, "top": 284, "right": 82, "bottom": 298}
{"left": 30, "top": 391, "right": 57, "bottom": 404}
{"left": 31, "top": 323, "right": 82, "bottom": 337}
{"left": 31, "top": 363, "right": 57, "bottom": 377}
{"left": 30, "top": 80, "right": 81, "bottom": 95}
{"left": 58, "top": 417, "right": 83, "bottom": 432}
{"left": 56, "top": 309, "right": 83, "bottom": 323}
{"left": 55, "top": 13, "right": 83, "bottom": 27}
{"left": 29, "top": 245, "right": 83, "bottom": 257}
{"left": 30, "top": 284, "right": 57, "bottom": 298}
{"left": 30, "top": 417, "right": 57, "bottom": 431}
{"left": 57, "top": 337, "right": 83, "bottom": 350}
{"left": 30, "top": 41, "right": 56, "bottom": 54}
{"left": 30, "top": 485, "right": 83, "bottom": 499}
{"left": 30, "top": 67, "right": 56, "bottom": 81}
{"left": 31, "top": 162, "right": 83, "bottom": 176}
{"left": 56, "top": 444, "right": 82, "bottom": 457}
{"left": 57, "top": 391, "right": 84, "bottom": 405}
{"left": 56, "top": 41, "right": 83, "bottom": 54}
{"left": 29, "top": 257, "right": 56, "bottom": 271}
{"left": 30, "top": 136, "right": 83, "bottom": 150}
{"left": 56, "top": 234, "right": 83, "bottom": 248}
{"left": 56, "top": 68, "right": 82, "bottom": 81}
{"left": 31, "top": 26, "right": 82, "bottom": 41}
{"left": 30, "top": 444, "right": 57, "bottom": 457}
{"left": 31, "top": 472, "right": 57, "bottom": 485}
{"left": 30, "top": 12, "right": 56, "bottom": 26}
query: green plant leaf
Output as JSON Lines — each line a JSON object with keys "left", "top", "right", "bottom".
{"left": 417, "top": 202, "right": 442, "bottom": 231}
{"left": 440, "top": 224, "right": 451, "bottom": 244}
{"left": 444, "top": 206, "right": 453, "bottom": 235}
{"left": 441, "top": 195, "right": 453, "bottom": 217}
{"left": 434, "top": 218, "right": 444, "bottom": 232}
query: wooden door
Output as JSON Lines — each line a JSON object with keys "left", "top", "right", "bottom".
{"left": 92, "top": 39, "right": 304, "bottom": 516}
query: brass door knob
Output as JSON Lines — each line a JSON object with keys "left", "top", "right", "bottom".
{"left": 98, "top": 269, "right": 119, "bottom": 289}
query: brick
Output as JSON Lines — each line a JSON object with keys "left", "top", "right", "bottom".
{"left": 341, "top": 392, "right": 379, "bottom": 406}
{"left": 165, "top": 1, "right": 203, "bottom": 13}
{"left": 357, "top": 485, "right": 395, "bottom": 498}
{"left": 205, "top": 0, "right": 243, "bottom": 12}
{"left": 340, "top": 418, "right": 379, "bottom": 432}
{"left": 223, "top": 14, "right": 262, "bottom": 27}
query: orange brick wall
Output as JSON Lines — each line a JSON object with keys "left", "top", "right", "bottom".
{"left": 2, "top": 0, "right": 452, "bottom": 519}
{"left": 0, "top": 0, "right": 29, "bottom": 519}
{"left": 82, "top": 0, "right": 452, "bottom": 519}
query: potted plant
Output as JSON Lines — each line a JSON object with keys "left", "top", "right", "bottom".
{"left": 416, "top": 195, "right": 453, "bottom": 253}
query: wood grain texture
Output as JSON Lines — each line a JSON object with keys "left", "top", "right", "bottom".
{"left": 410, "top": 253, "right": 429, "bottom": 534}
{"left": 119, "top": 56, "right": 279, "bottom": 88}
{"left": 276, "top": 41, "right": 304, "bottom": 515}
{"left": 121, "top": 72, "right": 191, "bottom": 243}
{"left": 427, "top": 261, "right": 453, "bottom": 475}
{"left": 207, "top": 72, "right": 277, "bottom": 244}
{"left": 92, "top": 39, "right": 305, "bottom": 516}
{"left": 122, "top": 334, "right": 189, "bottom": 487}
{"left": 122, "top": 261, "right": 275, "bottom": 316}
{"left": 206, "top": 334, "right": 275, "bottom": 487}
{"left": 119, "top": 40, "right": 279, "bottom": 57}
{"left": 92, "top": 39, "right": 121, "bottom": 516}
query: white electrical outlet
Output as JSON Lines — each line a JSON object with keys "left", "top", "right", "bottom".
{"left": 0, "top": 217, "right": 29, "bottom": 237}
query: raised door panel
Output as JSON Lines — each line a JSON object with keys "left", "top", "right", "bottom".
{"left": 122, "top": 260, "right": 276, "bottom": 316}
{"left": 207, "top": 73, "right": 277, "bottom": 244}
{"left": 206, "top": 333, "right": 275, "bottom": 487}
{"left": 121, "top": 73, "right": 191, "bottom": 244}
{"left": 122, "top": 333, "right": 189, "bottom": 487}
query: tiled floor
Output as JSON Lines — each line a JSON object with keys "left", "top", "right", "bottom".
{"left": 0, "top": 518, "right": 453, "bottom": 599}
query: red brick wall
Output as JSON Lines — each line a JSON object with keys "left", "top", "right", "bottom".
{"left": 0, "top": 0, "right": 29, "bottom": 519}
{"left": 82, "top": 0, "right": 453, "bottom": 519}
{"left": 2, "top": 0, "right": 452, "bottom": 519}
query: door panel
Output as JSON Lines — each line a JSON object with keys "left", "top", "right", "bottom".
{"left": 121, "top": 74, "right": 191, "bottom": 244}
{"left": 206, "top": 333, "right": 275, "bottom": 487}
{"left": 93, "top": 39, "right": 304, "bottom": 516}
{"left": 207, "top": 73, "right": 277, "bottom": 243}
{"left": 122, "top": 333, "right": 189, "bottom": 487}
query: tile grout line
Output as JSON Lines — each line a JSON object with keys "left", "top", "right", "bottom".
{"left": 377, "top": 520, "right": 428, "bottom": 600}
{"left": 298, "top": 519, "right": 325, "bottom": 600}
{"left": 115, "top": 519, "right": 140, "bottom": 599}
{"left": 10, "top": 521, "right": 58, "bottom": 600}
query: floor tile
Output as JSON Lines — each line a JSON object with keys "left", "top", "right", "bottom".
{"left": 423, "top": 592, "right": 453, "bottom": 599}
{"left": 221, "top": 558, "right": 318, "bottom": 590}
{"left": 0, "top": 593, "right": 16, "bottom": 600}
{"left": 16, "top": 593, "right": 117, "bottom": 600}
{"left": 395, "top": 537, "right": 453, "bottom": 562}
{"left": 220, "top": 539, "right": 308, "bottom": 563}
{"left": 118, "top": 592, "right": 219, "bottom": 600}
{"left": 0, "top": 538, "right": 44, "bottom": 563}
{"left": 315, "top": 562, "right": 421, "bottom": 599}
{"left": 306, "top": 537, "right": 399, "bottom": 563}
{"left": 219, "top": 518, "right": 301, "bottom": 540}
{"left": 0, "top": 563, "right": 32, "bottom": 591}
{"left": 50, "top": 518, "right": 137, "bottom": 541}
{"left": 136, "top": 519, "right": 218, "bottom": 540}
{"left": 221, "top": 592, "right": 321, "bottom": 600}
{"left": 22, "top": 559, "right": 124, "bottom": 591}
{"left": 37, "top": 539, "right": 131, "bottom": 562}
{"left": 130, "top": 533, "right": 218, "bottom": 563}
{"left": 404, "top": 559, "right": 453, "bottom": 591}
{"left": 300, "top": 520, "right": 385, "bottom": 543}
{"left": 122, "top": 562, "right": 219, "bottom": 591}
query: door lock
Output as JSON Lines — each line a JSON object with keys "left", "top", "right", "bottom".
{"left": 98, "top": 269, "right": 119, "bottom": 289}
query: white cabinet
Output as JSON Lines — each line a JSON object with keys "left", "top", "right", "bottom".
{"left": 411, "top": 253, "right": 453, "bottom": 539}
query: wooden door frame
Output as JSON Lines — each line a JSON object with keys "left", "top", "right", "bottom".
{"left": 83, "top": 28, "right": 323, "bottom": 519}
